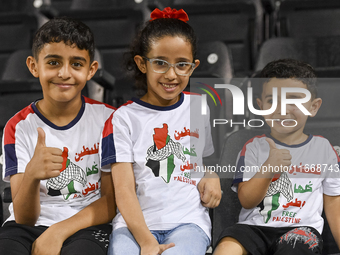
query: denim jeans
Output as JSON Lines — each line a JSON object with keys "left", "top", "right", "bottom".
{"left": 108, "top": 223, "right": 210, "bottom": 255}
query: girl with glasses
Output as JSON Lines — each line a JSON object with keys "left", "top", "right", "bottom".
{"left": 101, "top": 7, "right": 221, "bottom": 255}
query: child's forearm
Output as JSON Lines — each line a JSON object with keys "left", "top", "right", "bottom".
{"left": 50, "top": 191, "right": 116, "bottom": 241}
{"left": 31, "top": 189, "right": 116, "bottom": 255}
{"left": 31, "top": 171, "right": 116, "bottom": 255}
{"left": 238, "top": 168, "right": 275, "bottom": 209}
{"left": 116, "top": 182, "right": 156, "bottom": 246}
{"left": 58, "top": 171, "right": 116, "bottom": 231}
{"left": 111, "top": 162, "right": 156, "bottom": 248}
{"left": 11, "top": 172, "right": 41, "bottom": 226}
{"left": 323, "top": 194, "right": 340, "bottom": 249}
{"left": 116, "top": 189, "right": 176, "bottom": 254}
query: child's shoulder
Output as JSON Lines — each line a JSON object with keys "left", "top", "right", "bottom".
{"left": 240, "top": 134, "right": 338, "bottom": 160}
{"left": 241, "top": 134, "right": 268, "bottom": 152}
{"left": 105, "top": 100, "right": 140, "bottom": 126}
{"left": 303, "top": 134, "right": 336, "bottom": 153}
{"left": 242, "top": 134, "right": 332, "bottom": 147}
{"left": 3, "top": 103, "right": 35, "bottom": 145}
{"left": 182, "top": 91, "right": 203, "bottom": 102}
{"left": 112, "top": 99, "right": 135, "bottom": 116}
{"left": 311, "top": 134, "right": 332, "bottom": 144}
{"left": 310, "top": 135, "right": 339, "bottom": 157}
{"left": 82, "top": 96, "right": 116, "bottom": 120}
{"left": 182, "top": 91, "right": 201, "bottom": 97}
{"left": 83, "top": 96, "right": 116, "bottom": 110}
{"left": 5, "top": 103, "right": 35, "bottom": 130}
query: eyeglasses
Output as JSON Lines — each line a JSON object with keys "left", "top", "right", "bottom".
{"left": 143, "top": 57, "right": 195, "bottom": 76}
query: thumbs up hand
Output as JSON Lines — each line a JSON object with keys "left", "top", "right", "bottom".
{"left": 26, "top": 128, "right": 63, "bottom": 180}
{"left": 264, "top": 138, "right": 292, "bottom": 172}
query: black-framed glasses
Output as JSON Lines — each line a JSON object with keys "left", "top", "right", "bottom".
{"left": 143, "top": 57, "right": 195, "bottom": 76}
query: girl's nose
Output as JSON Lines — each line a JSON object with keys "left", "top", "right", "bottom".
{"left": 164, "top": 65, "right": 177, "bottom": 80}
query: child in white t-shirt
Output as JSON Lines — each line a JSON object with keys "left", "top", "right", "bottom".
{"left": 214, "top": 59, "right": 340, "bottom": 255}
{"left": 101, "top": 7, "right": 221, "bottom": 255}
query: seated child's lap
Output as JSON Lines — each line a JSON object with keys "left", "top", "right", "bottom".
{"left": 216, "top": 224, "right": 322, "bottom": 255}
{"left": 0, "top": 221, "right": 112, "bottom": 255}
{"left": 109, "top": 223, "right": 210, "bottom": 255}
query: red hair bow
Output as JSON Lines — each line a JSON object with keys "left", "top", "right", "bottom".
{"left": 150, "top": 7, "right": 189, "bottom": 23}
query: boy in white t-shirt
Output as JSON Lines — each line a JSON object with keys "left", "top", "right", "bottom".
{"left": 214, "top": 59, "right": 340, "bottom": 255}
{"left": 0, "top": 17, "right": 116, "bottom": 255}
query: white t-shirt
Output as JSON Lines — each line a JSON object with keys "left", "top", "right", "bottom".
{"left": 101, "top": 92, "right": 214, "bottom": 239}
{"left": 2, "top": 96, "right": 115, "bottom": 226}
{"left": 233, "top": 134, "right": 340, "bottom": 234}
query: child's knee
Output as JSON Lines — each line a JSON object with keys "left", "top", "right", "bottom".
{"left": 61, "top": 239, "right": 106, "bottom": 255}
{"left": 214, "top": 237, "right": 247, "bottom": 255}
{"left": 0, "top": 238, "right": 29, "bottom": 255}
{"left": 109, "top": 228, "right": 140, "bottom": 255}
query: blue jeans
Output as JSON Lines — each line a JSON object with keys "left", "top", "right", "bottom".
{"left": 108, "top": 223, "right": 210, "bottom": 255}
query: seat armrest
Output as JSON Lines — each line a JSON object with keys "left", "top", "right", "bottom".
{"left": 92, "top": 69, "right": 115, "bottom": 90}
{"left": 39, "top": 5, "right": 60, "bottom": 19}
{"left": 3, "top": 187, "right": 11, "bottom": 203}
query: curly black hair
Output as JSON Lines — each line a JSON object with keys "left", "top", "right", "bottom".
{"left": 259, "top": 58, "right": 318, "bottom": 99}
{"left": 32, "top": 17, "right": 95, "bottom": 63}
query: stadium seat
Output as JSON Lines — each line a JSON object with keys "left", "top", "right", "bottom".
{"left": 0, "top": 13, "right": 38, "bottom": 79}
{"left": 255, "top": 37, "right": 340, "bottom": 73}
{"left": 214, "top": 127, "right": 340, "bottom": 254}
{"left": 190, "top": 41, "right": 234, "bottom": 162}
{"left": 71, "top": 0, "right": 148, "bottom": 11}
{"left": 275, "top": 0, "right": 340, "bottom": 38}
{"left": 70, "top": 0, "right": 117, "bottom": 10}
{"left": 39, "top": 0, "right": 73, "bottom": 13}
{"left": 1, "top": 49, "right": 35, "bottom": 81}
{"left": 100, "top": 48, "right": 137, "bottom": 107}
{"left": 194, "top": 41, "right": 234, "bottom": 80}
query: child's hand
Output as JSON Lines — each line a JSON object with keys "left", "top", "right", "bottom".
{"left": 31, "top": 224, "right": 65, "bottom": 255}
{"left": 141, "top": 238, "right": 175, "bottom": 255}
{"left": 26, "top": 127, "right": 63, "bottom": 180}
{"left": 198, "top": 171, "right": 221, "bottom": 208}
{"left": 264, "top": 138, "right": 292, "bottom": 172}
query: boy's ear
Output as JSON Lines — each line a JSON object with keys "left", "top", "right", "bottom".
{"left": 86, "top": 60, "right": 99, "bottom": 81}
{"left": 309, "top": 98, "right": 322, "bottom": 117}
{"left": 256, "top": 98, "right": 263, "bottom": 110}
{"left": 134, "top": 55, "right": 147, "bottom": 73}
{"left": 26, "top": 56, "right": 39, "bottom": 78}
